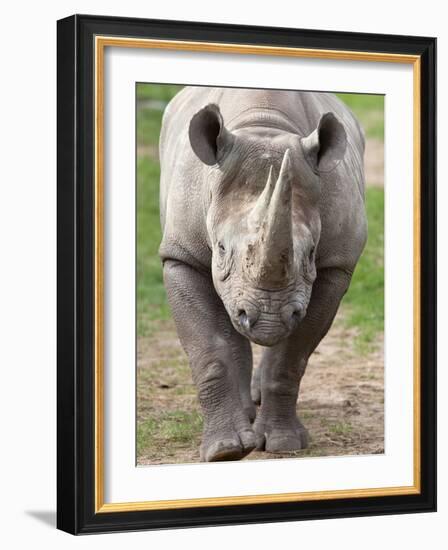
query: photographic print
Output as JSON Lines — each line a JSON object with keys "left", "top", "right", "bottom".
{"left": 136, "top": 84, "right": 385, "bottom": 465}
{"left": 57, "top": 15, "right": 435, "bottom": 533}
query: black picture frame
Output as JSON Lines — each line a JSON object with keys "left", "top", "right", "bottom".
{"left": 57, "top": 14, "right": 436, "bottom": 534}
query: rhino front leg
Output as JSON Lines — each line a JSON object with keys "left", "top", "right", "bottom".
{"left": 254, "top": 268, "right": 352, "bottom": 453}
{"left": 163, "top": 260, "right": 256, "bottom": 461}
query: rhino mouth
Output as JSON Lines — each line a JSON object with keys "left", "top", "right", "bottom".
{"left": 231, "top": 304, "right": 306, "bottom": 347}
{"left": 232, "top": 315, "right": 295, "bottom": 346}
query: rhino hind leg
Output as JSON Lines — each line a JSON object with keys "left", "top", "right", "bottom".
{"left": 254, "top": 267, "right": 352, "bottom": 454}
{"left": 236, "top": 340, "right": 256, "bottom": 422}
{"left": 252, "top": 351, "right": 310, "bottom": 453}
{"left": 163, "top": 260, "right": 256, "bottom": 462}
{"left": 250, "top": 365, "right": 262, "bottom": 406}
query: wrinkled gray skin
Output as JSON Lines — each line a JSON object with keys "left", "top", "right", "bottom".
{"left": 158, "top": 87, "right": 367, "bottom": 462}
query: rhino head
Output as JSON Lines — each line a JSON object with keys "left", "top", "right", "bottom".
{"left": 189, "top": 103, "right": 347, "bottom": 346}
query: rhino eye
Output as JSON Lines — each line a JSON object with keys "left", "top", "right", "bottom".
{"left": 218, "top": 241, "right": 226, "bottom": 254}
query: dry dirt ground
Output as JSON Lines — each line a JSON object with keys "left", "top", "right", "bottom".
{"left": 137, "top": 311, "right": 384, "bottom": 465}
{"left": 364, "top": 138, "right": 384, "bottom": 187}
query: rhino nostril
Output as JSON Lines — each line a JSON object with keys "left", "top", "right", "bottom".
{"left": 291, "top": 307, "right": 304, "bottom": 325}
{"left": 238, "top": 309, "right": 251, "bottom": 331}
{"left": 284, "top": 308, "right": 304, "bottom": 330}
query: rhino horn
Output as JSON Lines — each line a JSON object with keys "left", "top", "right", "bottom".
{"left": 248, "top": 149, "right": 294, "bottom": 288}
{"left": 248, "top": 166, "right": 276, "bottom": 230}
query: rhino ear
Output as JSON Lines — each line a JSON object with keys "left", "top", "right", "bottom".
{"left": 189, "top": 104, "right": 233, "bottom": 166}
{"left": 301, "top": 112, "right": 347, "bottom": 173}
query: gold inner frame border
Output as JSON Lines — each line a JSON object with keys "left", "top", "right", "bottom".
{"left": 94, "top": 35, "right": 421, "bottom": 513}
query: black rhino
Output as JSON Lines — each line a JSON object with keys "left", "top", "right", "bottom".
{"left": 158, "top": 87, "right": 367, "bottom": 461}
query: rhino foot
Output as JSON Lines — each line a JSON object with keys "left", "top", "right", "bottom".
{"left": 200, "top": 426, "right": 256, "bottom": 462}
{"left": 200, "top": 405, "right": 256, "bottom": 461}
{"left": 254, "top": 417, "right": 309, "bottom": 453}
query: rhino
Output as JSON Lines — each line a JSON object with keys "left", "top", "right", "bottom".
{"left": 158, "top": 87, "right": 367, "bottom": 462}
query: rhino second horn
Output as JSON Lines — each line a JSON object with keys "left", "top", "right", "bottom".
{"left": 249, "top": 149, "right": 294, "bottom": 288}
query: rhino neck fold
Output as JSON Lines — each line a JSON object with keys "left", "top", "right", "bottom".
{"left": 228, "top": 107, "right": 300, "bottom": 134}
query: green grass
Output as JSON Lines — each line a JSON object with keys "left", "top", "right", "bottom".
{"left": 137, "top": 83, "right": 183, "bottom": 102}
{"left": 136, "top": 156, "right": 170, "bottom": 335}
{"left": 136, "top": 83, "right": 384, "bottom": 348}
{"left": 342, "top": 187, "right": 384, "bottom": 351}
{"left": 137, "top": 84, "right": 183, "bottom": 147}
{"left": 336, "top": 93, "right": 384, "bottom": 140}
{"left": 137, "top": 108, "right": 164, "bottom": 147}
{"left": 137, "top": 410, "right": 203, "bottom": 458}
{"left": 328, "top": 421, "right": 353, "bottom": 436}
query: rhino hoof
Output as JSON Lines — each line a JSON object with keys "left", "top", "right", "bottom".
{"left": 265, "top": 432, "right": 309, "bottom": 453}
{"left": 201, "top": 430, "right": 256, "bottom": 462}
{"left": 255, "top": 423, "right": 310, "bottom": 453}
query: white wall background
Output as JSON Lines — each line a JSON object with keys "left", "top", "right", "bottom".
{"left": 0, "top": 1, "right": 443, "bottom": 547}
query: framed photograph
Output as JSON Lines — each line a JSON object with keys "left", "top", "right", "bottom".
{"left": 57, "top": 14, "right": 436, "bottom": 534}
